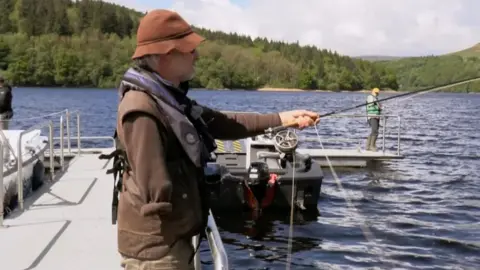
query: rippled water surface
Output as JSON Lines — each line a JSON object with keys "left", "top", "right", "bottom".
{"left": 12, "top": 88, "right": 480, "bottom": 269}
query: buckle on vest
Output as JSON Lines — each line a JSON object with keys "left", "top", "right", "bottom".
{"left": 190, "top": 105, "right": 203, "bottom": 120}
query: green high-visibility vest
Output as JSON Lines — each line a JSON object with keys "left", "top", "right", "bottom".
{"left": 366, "top": 94, "right": 381, "bottom": 115}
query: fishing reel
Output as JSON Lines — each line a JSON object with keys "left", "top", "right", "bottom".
{"left": 273, "top": 129, "right": 299, "bottom": 154}
{"left": 259, "top": 127, "right": 312, "bottom": 172}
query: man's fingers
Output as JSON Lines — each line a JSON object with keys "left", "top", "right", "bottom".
{"left": 296, "top": 116, "right": 314, "bottom": 128}
{"left": 302, "top": 110, "right": 319, "bottom": 118}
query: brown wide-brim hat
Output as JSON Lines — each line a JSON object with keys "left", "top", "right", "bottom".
{"left": 132, "top": 9, "right": 205, "bottom": 59}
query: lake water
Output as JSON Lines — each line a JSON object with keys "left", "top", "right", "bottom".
{"left": 10, "top": 88, "right": 480, "bottom": 269}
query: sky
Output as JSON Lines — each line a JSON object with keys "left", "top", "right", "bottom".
{"left": 106, "top": 0, "right": 480, "bottom": 57}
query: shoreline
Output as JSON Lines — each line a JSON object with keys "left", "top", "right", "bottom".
{"left": 10, "top": 86, "right": 478, "bottom": 94}
{"left": 256, "top": 87, "right": 402, "bottom": 93}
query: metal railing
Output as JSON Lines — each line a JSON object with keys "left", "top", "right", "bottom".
{"left": 191, "top": 211, "right": 230, "bottom": 270}
{"left": 53, "top": 110, "right": 116, "bottom": 159}
{"left": 0, "top": 130, "right": 17, "bottom": 163}
{"left": 17, "top": 120, "right": 55, "bottom": 211}
{"left": 206, "top": 210, "right": 229, "bottom": 269}
{"left": 0, "top": 120, "right": 55, "bottom": 226}
{"left": 299, "top": 114, "right": 402, "bottom": 156}
{"left": 0, "top": 142, "right": 4, "bottom": 227}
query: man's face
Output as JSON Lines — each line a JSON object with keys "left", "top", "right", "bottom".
{"left": 168, "top": 49, "right": 199, "bottom": 82}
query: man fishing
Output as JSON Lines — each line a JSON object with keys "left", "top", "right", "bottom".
{"left": 113, "top": 9, "right": 320, "bottom": 270}
{"left": 0, "top": 75, "right": 13, "bottom": 130}
{"left": 366, "top": 87, "right": 382, "bottom": 151}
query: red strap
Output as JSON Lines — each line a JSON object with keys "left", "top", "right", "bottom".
{"left": 243, "top": 183, "right": 259, "bottom": 211}
{"left": 261, "top": 174, "right": 278, "bottom": 208}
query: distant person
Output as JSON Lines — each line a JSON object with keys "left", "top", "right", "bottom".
{"left": 366, "top": 87, "right": 381, "bottom": 151}
{"left": 111, "top": 9, "right": 320, "bottom": 270}
{"left": 0, "top": 75, "right": 13, "bottom": 130}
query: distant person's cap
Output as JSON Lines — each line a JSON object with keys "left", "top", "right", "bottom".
{"left": 0, "top": 75, "right": 4, "bottom": 83}
{"left": 132, "top": 9, "right": 205, "bottom": 59}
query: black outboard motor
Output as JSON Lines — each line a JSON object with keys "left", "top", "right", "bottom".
{"left": 279, "top": 152, "right": 313, "bottom": 173}
{"left": 246, "top": 161, "right": 271, "bottom": 203}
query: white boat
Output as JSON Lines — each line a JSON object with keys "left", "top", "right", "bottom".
{"left": 1, "top": 129, "right": 48, "bottom": 214}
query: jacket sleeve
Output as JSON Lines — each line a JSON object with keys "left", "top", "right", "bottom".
{"left": 121, "top": 111, "right": 173, "bottom": 216}
{"left": 200, "top": 106, "right": 282, "bottom": 140}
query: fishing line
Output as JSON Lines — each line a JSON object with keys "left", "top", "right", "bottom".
{"left": 285, "top": 154, "right": 296, "bottom": 270}
{"left": 312, "top": 125, "right": 376, "bottom": 243}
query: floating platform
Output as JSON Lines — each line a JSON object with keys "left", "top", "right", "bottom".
{"left": 0, "top": 149, "right": 124, "bottom": 270}
{"left": 1, "top": 148, "right": 228, "bottom": 270}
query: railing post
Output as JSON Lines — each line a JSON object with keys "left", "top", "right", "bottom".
{"left": 77, "top": 113, "right": 81, "bottom": 156}
{"left": 66, "top": 109, "right": 71, "bottom": 155}
{"left": 49, "top": 122, "right": 55, "bottom": 181}
{"left": 17, "top": 132, "right": 24, "bottom": 211}
{"left": 397, "top": 116, "right": 401, "bottom": 156}
{"left": 206, "top": 210, "right": 229, "bottom": 270}
{"left": 60, "top": 116, "right": 65, "bottom": 171}
{"left": 192, "top": 235, "right": 202, "bottom": 269}
{"left": 0, "top": 142, "right": 4, "bottom": 227}
{"left": 382, "top": 116, "right": 386, "bottom": 154}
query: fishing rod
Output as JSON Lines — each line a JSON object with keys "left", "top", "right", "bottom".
{"left": 320, "top": 76, "right": 480, "bottom": 118}
{"left": 265, "top": 76, "right": 480, "bottom": 134}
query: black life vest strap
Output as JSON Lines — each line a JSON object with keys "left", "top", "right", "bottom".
{"left": 98, "top": 130, "right": 130, "bottom": 224}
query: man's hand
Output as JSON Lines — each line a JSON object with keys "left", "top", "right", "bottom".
{"left": 278, "top": 110, "right": 320, "bottom": 130}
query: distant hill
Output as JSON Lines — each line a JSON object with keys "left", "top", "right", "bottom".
{"left": 373, "top": 42, "right": 480, "bottom": 92}
{"left": 448, "top": 43, "right": 480, "bottom": 58}
{"left": 358, "top": 42, "right": 480, "bottom": 62}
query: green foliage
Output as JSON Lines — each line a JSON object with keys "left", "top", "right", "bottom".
{"left": 375, "top": 55, "right": 480, "bottom": 92}
{"left": 0, "top": 0, "right": 399, "bottom": 90}
{"left": 449, "top": 43, "right": 480, "bottom": 58}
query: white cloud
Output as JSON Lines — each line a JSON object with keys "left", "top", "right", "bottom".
{"left": 105, "top": 0, "right": 480, "bottom": 57}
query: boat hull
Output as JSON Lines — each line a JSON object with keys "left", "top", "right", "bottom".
{"left": 1, "top": 129, "right": 48, "bottom": 215}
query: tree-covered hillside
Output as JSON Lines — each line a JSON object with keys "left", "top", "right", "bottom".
{"left": 373, "top": 43, "right": 480, "bottom": 92}
{"left": 0, "top": 0, "right": 399, "bottom": 90}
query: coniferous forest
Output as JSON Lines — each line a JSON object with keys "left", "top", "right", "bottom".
{"left": 0, "top": 0, "right": 478, "bottom": 92}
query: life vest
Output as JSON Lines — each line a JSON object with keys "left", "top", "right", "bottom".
{"left": 119, "top": 67, "right": 216, "bottom": 167}
{"left": 99, "top": 67, "right": 218, "bottom": 261}
{"left": 366, "top": 94, "right": 381, "bottom": 116}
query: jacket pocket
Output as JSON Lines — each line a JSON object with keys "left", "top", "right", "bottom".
{"left": 161, "top": 161, "right": 201, "bottom": 238}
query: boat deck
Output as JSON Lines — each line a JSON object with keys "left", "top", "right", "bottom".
{"left": 296, "top": 148, "right": 403, "bottom": 167}
{"left": 0, "top": 148, "right": 124, "bottom": 270}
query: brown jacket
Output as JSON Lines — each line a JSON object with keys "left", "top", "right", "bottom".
{"left": 116, "top": 90, "right": 281, "bottom": 260}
